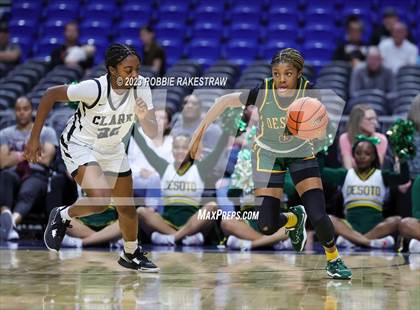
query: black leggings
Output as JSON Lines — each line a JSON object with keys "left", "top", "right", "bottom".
{"left": 0, "top": 169, "right": 48, "bottom": 218}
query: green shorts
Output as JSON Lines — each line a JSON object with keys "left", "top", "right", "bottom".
{"left": 346, "top": 207, "right": 383, "bottom": 235}
{"left": 162, "top": 205, "right": 198, "bottom": 229}
{"left": 78, "top": 206, "right": 118, "bottom": 231}
{"left": 251, "top": 144, "right": 319, "bottom": 188}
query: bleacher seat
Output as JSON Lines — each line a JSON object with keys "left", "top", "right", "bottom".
{"left": 195, "top": 4, "right": 224, "bottom": 25}
{"left": 191, "top": 22, "right": 223, "bottom": 42}
{"left": 155, "top": 22, "right": 185, "bottom": 42}
{"left": 259, "top": 40, "right": 299, "bottom": 61}
{"left": 188, "top": 40, "right": 221, "bottom": 67}
{"left": 224, "top": 39, "right": 258, "bottom": 67}
{"left": 44, "top": 2, "right": 79, "bottom": 22}
{"left": 121, "top": 3, "right": 152, "bottom": 18}
{"left": 266, "top": 7, "right": 299, "bottom": 27}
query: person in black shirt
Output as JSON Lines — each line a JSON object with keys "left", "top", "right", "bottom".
{"left": 139, "top": 25, "right": 166, "bottom": 76}
{"left": 50, "top": 21, "right": 95, "bottom": 69}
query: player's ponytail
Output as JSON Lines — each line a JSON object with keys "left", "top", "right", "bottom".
{"left": 105, "top": 43, "right": 140, "bottom": 73}
{"left": 271, "top": 48, "right": 304, "bottom": 71}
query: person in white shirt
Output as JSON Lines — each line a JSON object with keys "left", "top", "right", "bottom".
{"left": 24, "top": 43, "right": 159, "bottom": 272}
{"left": 379, "top": 22, "right": 418, "bottom": 74}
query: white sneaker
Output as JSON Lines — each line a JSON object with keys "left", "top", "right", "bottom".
{"left": 273, "top": 238, "right": 293, "bottom": 250}
{"left": 182, "top": 232, "right": 204, "bottom": 246}
{"left": 336, "top": 236, "right": 355, "bottom": 248}
{"left": 151, "top": 232, "right": 175, "bottom": 245}
{"left": 370, "top": 236, "right": 394, "bottom": 249}
{"left": 61, "top": 234, "right": 83, "bottom": 248}
{"left": 7, "top": 228, "right": 19, "bottom": 241}
{"left": 226, "top": 235, "right": 252, "bottom": 251}
{"left": 409, "top": 239, "right": 420, "bottom": 253}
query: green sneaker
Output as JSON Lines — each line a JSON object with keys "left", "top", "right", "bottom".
{"left": 326, "top": 258, "right": 352, "bottom": 279}
{"left": 286, "top": 205, "right": 307, "bottom": 252}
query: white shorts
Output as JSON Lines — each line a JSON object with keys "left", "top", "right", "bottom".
{"left": 60, "top": 140, "right": 131, "bottom": 177}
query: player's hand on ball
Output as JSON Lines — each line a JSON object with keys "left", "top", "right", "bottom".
{"left": 135, "top": 98, "right": 149, "bottom": 120}
{"left": 24, "top": 138, "right": 41, "bottom": 163}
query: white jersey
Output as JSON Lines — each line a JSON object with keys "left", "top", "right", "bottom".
{"left": 161, "top": 164, "right": 204, "bottom": 207}
{"left": 61, "top": 74, "right": 153, "bottom": 149}
{"left": 342, "top": 168, "right": 386, "bottom": 212}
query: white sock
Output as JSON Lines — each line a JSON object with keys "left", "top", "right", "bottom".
{"left": 409, "top": 239, "right": 420, "bottom": 253}
{"left": 369, "top": 236, "right": 394, "bottom": 248}
{"left": 151, "top": 232, "right": 175, "bottom": 245}
{"left": 124, "top": 240, "right": 138, "bottom": 254}
{"left": 60, "top": 207, "right": 72, "bottom": 221}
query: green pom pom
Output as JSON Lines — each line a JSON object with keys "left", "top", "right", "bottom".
{"left": 220, "top": 107, "right": 245, "bottom": 135}
{"left": 386, "top": 119, "right": 417, "bottom": 160}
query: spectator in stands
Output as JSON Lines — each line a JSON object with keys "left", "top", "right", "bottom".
{"left": 0, "top": 97, "right": 57, "bottom": 240}
{"left": 127, "top": 107, "right": 173, "bottom": 210}
{"left": 339, "top": 104, "right": 388, "bottom": 169}
{"left": 0, "top": 25, "right": 21, "bottom": 70}
{"left": 50, "top": 21, "right": 95, "bottom": 69}
{"left": 171, "top": 94, "right": 222, "bottom": 156}
{"left": 349, "top": 46, "right": 396, "bottom": 96}
{"left": 139, "top": 25, "right": 166, "bottom": 76}
{"left": 398, "top": 94, "right": 420, "bottom": 253}
{"left": 333, "top": 16, "right": 368, "bottom": 67}
{"left": 370, "top": 7, "right": 415, "bottom": 46}
{"left": 379, "top": 22, "right": 418, "bottom": 74}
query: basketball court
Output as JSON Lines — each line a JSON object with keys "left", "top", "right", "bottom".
{"left": 1, "top": 243, "right": 419, "bottom": 309}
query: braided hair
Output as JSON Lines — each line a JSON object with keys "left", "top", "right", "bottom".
{"left": 271, "top": 48, "right": 304, "bottom": 71}
{"left": 105, "top": 43, "right": 140, "bottom": 73}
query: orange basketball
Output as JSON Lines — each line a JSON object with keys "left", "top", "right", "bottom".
{"left": 286, "top": 97, "right": 329, "bottom": 140}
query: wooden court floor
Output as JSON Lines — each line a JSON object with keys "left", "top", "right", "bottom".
{"left": 0, "top": 247, "right": 419, "bottom": 309}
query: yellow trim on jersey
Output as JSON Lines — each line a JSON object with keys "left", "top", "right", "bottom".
{"left": 355, "top": 168, "right": 376, "bottom": 181}
{"left": 256, "top": 145, "right": 287, "bottom": 173}
{"left": 256, "top": 79, "right": 269, "bottom": 141}
{"left": 272, "top": 77, "right": 303, "bottom": 111}
{"left": 345, "top": 202, "right": 383, "bottom": 212}
{"left": 163, "top": 197, "right": 200, "bottom": 208}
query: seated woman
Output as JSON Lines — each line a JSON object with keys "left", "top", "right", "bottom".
{"left": 339, "top": 104, "right": 388, "bottom": 168}
{"left": 134, "top": 126, "right": 229, "bottom": 246}
{"left": 326, "top": 137, "right": 409, "bottom": 248}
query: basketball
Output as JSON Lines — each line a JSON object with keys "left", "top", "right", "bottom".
{"left": 286, "top": 97, "right": 329, "bottom": 140}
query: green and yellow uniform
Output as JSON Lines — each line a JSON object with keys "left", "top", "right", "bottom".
{"left": 78, "top": 206, "right": 118, "bottom": 231}
{"left": 132, "top": 128, "right": 229, "bottom": 228}
{"left": 322, "top": 163, "right": 409, "bottom": 234}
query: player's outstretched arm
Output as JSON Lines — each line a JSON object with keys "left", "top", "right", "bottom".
{"left": 25, "top": 85, "right": 69, "bottom": 162}
{"left": 189, "top": 92, "right": 242, "bottom": 159}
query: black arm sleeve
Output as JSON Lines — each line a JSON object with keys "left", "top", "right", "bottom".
{"left": 239, "top": 84, "right": 262, "bottom": 107}
{"left": 131, "top": 127, "right": 169, "bottom": 177}
{"left": 382, "top": 161, "right": 410, "bottom": 188}
{"left": 196, "top": 132, "right": 230, "bottom": 179}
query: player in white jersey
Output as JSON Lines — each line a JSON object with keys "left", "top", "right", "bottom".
{"left": 322, "top": 138, "right": 409, "bottom": 249}
{"left": 25, "top": 44, "right": 159, "bottom": 272}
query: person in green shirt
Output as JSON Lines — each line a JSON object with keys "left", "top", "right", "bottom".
{"left": 187, "top": 48, "right": 352, "bottom": 279}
